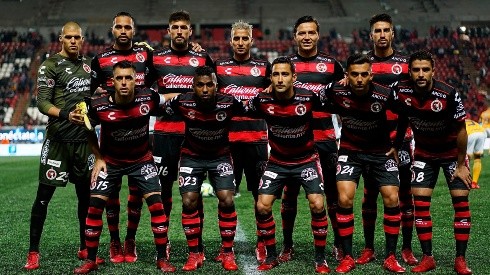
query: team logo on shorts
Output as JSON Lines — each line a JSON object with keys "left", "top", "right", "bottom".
{"left": 295, "top": 103, "right": 307, "bottom": 116}
{"left": 301, "top": 167, "right": 319, "bottom": 181}
{"left": 398, "top": 150, "right": 411, "bottom": 166}
{"left": 165, "top": 106, "right": 174, "bottom": 116}
{"left": 217, "top": 162, "right": 233, "bottom": 177}
{"left": 431, "top": 99, "right": 443, "bottom": 112}
{"left": 316, "top": 62, "right": 327, "bottom": 73}
{"left": 385, "top": 159, "right": 399, "bottom": 172}
{"left": 83, "top": 63, "right": 91, "bottom": 73}
{"left": 189, "top": 57, "right": 199, "bottom": 67}
{"left": 448, "top": 161, "right": 457, "bottom": 175}
{"left": 178, "top": 176, "right": 185, "bottom": 187}
{"left": 216, "top": 111, "right": 227, "bottom": 121}
{"left": 370, "top": 102, "right": 382, "bottom": 113}
{"left": 391, "top": 63, "right": 403, "bottom": 75}
{"left": 140, "top": 103, "right": 150, "bottom": 115}
{"left": 336, "top": 164, "right": 342, "bottom": 175}
{"left": 141, "top": 164, "right": 158, "bottom": 180}
{"left": 136, "top": 52, "right": 145, "bottom": 62}
{"left": 46, "top": 168, "right": 57, "bottom": 180}
{"left": 250, "top": 66, "right": 261, "bottom": 77}
{"left": 47, "top": 78, "right": 55, "bottom": 87}
{"left": 88, "top": 154, "right": 95, "bottom": 170}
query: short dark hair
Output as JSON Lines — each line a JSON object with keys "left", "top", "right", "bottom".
{"left": 113, "top": 60, "right": 135, "bottom": 71}
{"left": 169, "top": 10, "right": 191, "bottom": 24}
{"left": 346, "top": 53, "right": 371, "bottom": 69}
{"left": 293, "top": 15, "right": 319, "bottom": 34}
{"left": 369, "top": 13, "right": 392, "bottom": 29}
{"left": 113, "top": 11, "right": 135, "bottom": 24}
{"left": 194, "top": 66, "right": 215, "bottom": 79}
{"left": 409, "top": 50, "right": 434, "bottom": 69}
{"left": 271, "top": 56, "right": 295, "bottom": 74}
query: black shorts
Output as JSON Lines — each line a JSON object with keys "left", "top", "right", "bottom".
{"left": 259, "top": 157, "right": 325, "bottom": 197}
{"left": 90, "top": 161, "right": 161, "bottom": 197}
{"left": 230, "top": 142, "right": 268, "bottom": 191}
{"left": 336, "top": 150, "right": 399, "bottom": 188}
{"left": 152, "top": 134, "right": 184, "bottom": 183}
{"left": 38, "top": 139, "right": 94, "bottom": 187}
{"left": 316, "top": 140, "right": 338, "bottom": 191}
{"left": 411, "top": 158, "right": 469, "bottom": 190}
{"left": 178, "top": 154, "right": 236, "bottom": 194}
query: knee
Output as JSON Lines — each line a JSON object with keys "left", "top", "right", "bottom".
{"left": 338, "top": 193, "right": 353, "bottom": 208}
{"left": 256, "top": 200, "right": 272, "bottom": 215}
{"left": 309, "top": 200, "right": 325, "bottom": 213}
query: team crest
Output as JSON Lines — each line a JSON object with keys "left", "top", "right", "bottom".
{"left": 301, "top": 167, "right": 319, "bottom": 181}
{"left": 217, "top": 162, "right": 233, "bottom": 177}
{"left": 316, "top": 62, "right": 327, "bottom": 73}
{"left": 250, "top": 66, "right": 261, "bottom": 77}
{"left": 295, "top": 103, "right": 307, "bottom": 116}
{"left": 141, "top": 163, "right": 158, "bottom": 180}
{"left": 385, "top": 159, "right": 398, "bottom": 172}
{"left": 136, "top": 52, "right": 145, "bottom": 62}
{"left": 83, "top": 63, "right": 91, "bottom": 73}
{"left": 46, "top": 168, "right": 57, "bottom": 180}
{"left": 47, "top": 78, "right": 55, "bottom": 88}
{"left": 140, "top": 103, "right": 150, "bottom": 115}
{"left": 370, "top": 102, "right": 382, "bottom": 112}
{"left": 391, "top": 63, "right": 403, "bottom": 75}
{"left": 431, "top": 99, "right": 443, "bottom": 112}
{"left": 189, "top": 57, "right": 199, "bottom": 67}
{"left": 216, "top": 111, "right": 227, "bottom": 121}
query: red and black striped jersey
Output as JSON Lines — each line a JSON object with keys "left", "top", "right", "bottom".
{"left": 162, "top": 92, "right": 245, "bottom": 158}
{"left": 367, "top": 50, "right": 413, "bottom": 142}
{"left": 149, "top": 47, "right": 214, "bottom": 135}
{"left": 392, "top": 79, "right": 466, "bottom": 160}
{"left": 289, "top": 52, "right": 344, "bottom": 143}
{"left": 88, "top": 87, "right": 160, "bottom": 166}
{"left": 247, "top": 88, "right": 322, "bottom": 165}
{"left": 90, "top": 45, "right": 152, "bottom": 93}
{"left": 214, "top": 57, "right": 271, "bottom": 143}
{"left": 323, "top": 82, "right": 394, "bottom": 153}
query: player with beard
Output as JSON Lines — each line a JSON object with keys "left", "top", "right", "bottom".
{"left": 24, "top": 21, "right": 104, "bottom": 270}
{"left": 213, "top": 20, "right": 271, "bottom": 263}
{"left": 74, "top": 61, "right": 178, "bottom": 274}
{"left": 90, "top": 12, "right": 152, "bottom": 264}
{"left": 326, "top": 54, "right": 405, "bottom": 274}
{"left": 355, "top": 13, "right": 417, "bottom": 267}
{"left": 251, "top": 57, "right": 330, "bottom": 273}
{"left": 147, "top": 10, "right": 214, "bottom": 261}
{"left": 393, "top": 51, "right": 472, "bottom": 275}
{"left": 279, "top": 15, "right": 345, "bottom": 264}
{"left": 162, "top": 66, "right": 243, "bottom": 271}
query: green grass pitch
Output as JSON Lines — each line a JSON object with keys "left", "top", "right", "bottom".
{"left": 0, "top": 156, "right": 488, "bottom": 274}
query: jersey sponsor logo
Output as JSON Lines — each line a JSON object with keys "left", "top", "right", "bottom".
{"left": 189, "top": 57, "right": 199, "bottom": 67}
{"left": 141, "top": 163, "right": 158, "bottom": 180}
{"left": 316, "top": 62, "right": 327, "bottom": 73}
{"left": 216, "top": 111, "right": 227, "bottom": 121}
{"left": 153, "top": 156, "right": 162, "bottom": 163}
{"left": 370, "top": 102, "right": 382, "bottom": 112}
{"left": 101, "top": 50, "right": 116, "bottom": 57}
{"left": 399, "top": 88, "right": 412, "bottom": 93}
{"left": 270, "top": 125, "right": 306, "bottom": 139}
{"left": 343, "top": 99, "right": 351, "bottom": 108}
{"left": 96, "top": 105, "right": 108, "bottom": 111}
{"left": 66, "top": 77, "right": 90, "bottom": 93}
{"left": 222, "top": 84, "right": 260, "bottom": 100}
{"left": 301, "top": 167, "right": 319, "bottom": 181}
{"left": 135, "top": 73, "right": 145, "bottom": 86}
{"left": 250, "top": 66, "right": 261, "bottom": 77}
{"left": 391, "top": 63, "right": 403, "bottom": 75}
{"left": 46, "top": 168, "right": 57, "bottom": 180}
{"left": 338, "top": 155, "right": 348, "bottom": 162}
{"left": 83, "top": 63, "right": 91, "bottom": 73}
{"left": 413, "top": 161, "right": 426, "bottom": 169}
{"left": 404, "top": 98, "right": 412, "bottom": 106}
{"left": 217, "top": 162, "right": 234, "bottom": 177}
{"left": 431, "top": 99, "right": 443, "bottom": 112}
{"left": 263, "top": 170, "right": 278, "bottom": 179}
{"left": 162, "top": 74, "right": 193, "bottom": 88}
{"left": 295, "top": 103, "right": 307, "bottom": 116}
{"left": 385, "top": 159, "right": 399, "bottom": 172}
{"left": 135, "top": 96, "right": 151, "bottom": 103}
{"left": 189, "top": 127, "right": 226, "bottom": 141}
{"left": 431, "top": 91, "right": 447, "bottom": 98}
{"left": 108, "top": 112, "right": 116, "bottom": 120}
{"left": 293, "top": 81, "right": 324, "bottom": 92}
{"left": 180, "top": 166, "right": 193, "bottom": 174}
{"left": 47, "top": 159, "right": 61, "bottom": 168}
{"left": 136, "top": 52, "right": 145, "bottom": 62}
{"left": 112, "top": 125, "right": 147, "bottom": 142}
{"left": 224, "top": 67, "right": 232, "bottom": 74}
{"left": 371, "top": 93, "right": 388, "bottom": 101}
{"left": 140, "top": 103, "right": 150, "bottom": 115}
